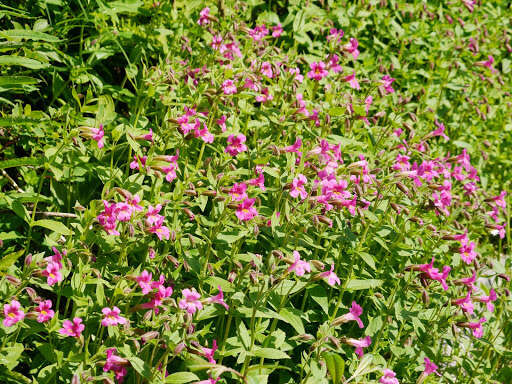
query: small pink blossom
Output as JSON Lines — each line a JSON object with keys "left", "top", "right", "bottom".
{"left": 101, "top": 307, "right": 127, "bottom": 327}
{"left": 91, "top": 124, "right": 105, "bottom": 148}
{"left": 229, "top": 183, "right": 248, "bottom": 202}
{"left": 248, "top": 172, "right": 266, "bottom": 191}
{"left": 43, "top": 261, "right": 63, "bottom": 286}
{"left": 225, "top": 134, "right": 248, "bottom": 156}
{"left": 290, "top": 174, "right": 308, "bottom": 199}
{"left": 217, "top": 115, "right": 227, "bottom": 132}
{"left": 202, "top": 340, "right": 218, "bottom": 364}
{"left": 3, "top": 300, "right": 25, "bottom": 327}
{"left": 319, "top": 264, "right": 341, "bottom": 286}
{"left": 307, "top": 62, "right": 329, "bottom": 81}
{"left": 272, "top": 23, "right": 283, "bottom": 38}
{"left": 137, "top": 270, "right": 153, "bottom": 295}
{"left": 207, "top": 286, "right": 229, "bottom": 310}
{"left": 459, "top": 241, "right": 477, "bottom": 264}
{"left": 344, "top": 72, "right": 360, "bottom": 90}
{"left": 288, "top": 251, "right": 311, "bottom": 277}
{"left": 379, "top": 369, "right": 399, "bottom": 384}
{"left": 35, "top": 300, "right": 54, "bottom": 323}
{"left": 423, "top": 357, "right": 440, "bottom": 376}
{"left": 104, "top": 348, "right": 128, "bottom": 383}
{"left": 197, "top": 7, "right": 211, "bottom": 26}
{"left": 222, "top": 79, "right": 237, "bottom": 95}
{"left": 452, "top": 293, "right": 474, "bottom": 314}
{"left": 59, "top": 317, "right": 85, "bottom": 338}
{"left": 235, "top": 198, "right": 258, "bottom": 221}
{"left": 179, "top": 288, "right": 203, "bottom": 314}
{"left": 344, "top": 38, "right": 360, "bottom": 60}
{"left": 475, "top": 289, "right": 497, "bottom": 312}
{"left": 345, "top": 336, "right": 371, "bottom": 358}
{"left": 381, "top": 75, "right": 395, "bottom": 94}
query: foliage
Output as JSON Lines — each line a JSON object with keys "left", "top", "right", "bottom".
{"left": 0, "top": 0, "right": 511, "bottom": 383}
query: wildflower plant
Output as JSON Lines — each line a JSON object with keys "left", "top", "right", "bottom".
{"left": 0, "top": 1, "right": 510, "bottom": 383}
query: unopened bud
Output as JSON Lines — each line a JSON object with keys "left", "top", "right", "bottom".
{"left": 174, "top": 343, "right": 186, "bottom": 354}
{"left": 141, "top": 331, "right": 159, "bottom": 343}
{"left": 25, "top": 253, "right": 33, "bottom": 266}
{"left": 6, "top": 275, "right": 21, "bottom": 286}
{"left": 311, "top": 260, "right": 325, "bottom": 270}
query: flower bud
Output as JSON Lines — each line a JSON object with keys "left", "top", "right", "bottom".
{"left": 25, "top": 253, "right": 33, "bottom": 266}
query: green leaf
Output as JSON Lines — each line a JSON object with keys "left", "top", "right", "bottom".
{"left": 323, "top": 353, "right": 345, "bottom": 384}
{"left": 253, "top": 347, "right": 290, "bottom": 360}
{"left": 0, "top": 250, "right": 24, "bottom": 271}
{"left": 0, "top": 343, "right": 24, "bottom": 370}
{"left": 279, "top": 308, "right": 305, "bottom": 334}
{"left": 33, "top": 219, "right": 73, "bottom": 235}
{"left": 0, "top": 157, "right": 43, "bottom": 169}
{"left": 0, "top": 56, "right": 48, "bottom": 69}
{"left": 126, "top": 356, "right": 152, "bottom": 379}
{"left": 357, "top": 252, "right": 376, "bottom": 270}
{"left": 346, "top": 279, "right": 383, "bottom": 291}
{"left": 309, "top": 285, "right": 329, "bottom": 314}
{"left": 0, "top": 29, "right": 60, "bottom": 42}
{"left": 165, "top": 372, "right": 200, "bottom": 384}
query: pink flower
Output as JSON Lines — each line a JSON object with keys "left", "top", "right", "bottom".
{"left": 43, "top": 261, "right": 63, "bottom": 286}
{"left": 346, "top": 301, "right": 364, "bottom": 328}
{"left": 381, "top": 75, "right": 395, "bottom": 94}
{"left": 408, "top": 257, "right": 450, "bottom": 290}
{"left": 217, "top": 115, "right": 227, "bottom": 132}
{"left": 101, "top": 307, "right": 127, "bottom": 327}
{"left": 97, "top": 200, "right": 120, "bottom": 235}
{"left": 104, "top": 348, "right": 128, "bottom": 383}
{"left": 179, "top": 288, "right": 203, "bottom": 314}
{"left": 145, "top": 204, "right": 163, "bottom": 226}
{"left": 319, "top": 264, "right": 341, "bottom": 286}
{"left": 255, "top": 87, "right": 273, "bottom": 103}
{"left": 148, "top": 217, "right": 170, "bottom": 241}
{"left": 115, "top": 202, "right": 133, "bottom": 222}
{"left": 3, "top": 300, "right": 25, "bottom": 327}
{"left": 193, "top": 121, "right": 214, "bottom": 143}
{"left": 229, "top": 183, "right": 248, "bottom": 202}
{"left": 225, "top": 134, "right": 248, "bottom": 156}
{"left": 137, "top": 270, "right": 153, "bottom": 295}
{"left": 260, "top": 62, "right": 273, "bottom": 78}
{"left": 35, "top": 300, "right": 54, "bottom": 323}
{"left": 197, "top": 7, "right": 210, "bottom": 26}
{"left": 459, "top": 241, "right": 477, "bottom": 264}
{"left": 423, "top": 357, "right": 440, "bottom": 376}
{"left": 452, "top": 293, "right": 474, "bottom": 314}
{"left": 222, "top": 79, "right": 237, "bottom": 95}
{"left": 248, "top": 25, "right": 269, "bottom": 42}
{"left": 307, "top": 62, "right": 329, "bottom": 80}
{"left": 344, "top": 336, "right": 371, "bottom": 358}
{"left": 475, "top": 289, "right": 497, "bottom": 312}
{"left": 202, "top": 340, "right": 218, "bottom": 364}
{"left": 235, "top": 198, "right": 258, "bottom": 221}
{"left": 127, "top": 194, "right": 143, "bottom": 212}
{"left": 207, "top": 286, "right": 229, "bottom": 310}
{"left": 284, "top": 138, "right": 302, "bottom": 153}
{"left": 272, "top": 23, "right": 283, "bottom": 38}
{"left": 327, "top": 54, "right": 343, "bottom": 73}
{"left": 344, "top": 37, "right": 360, "bottom": 60}
{"left": 288, "top": 251, "right": 311, "bottom": 277}
{"left": 454, "top": 271, "right": 476, "bottom": 292}
{"left": 461, "top": 317, "right": 486, "bottom": 338}
{"left": 248, "top": 171, "right": 266, "bottom": 191}
{"left": 91, "top": 124, "right": 105, "bottom": 148}
{"left": 327, "top": 28, "right": 344, "bottom": 43}
{"left": 59, "top": 317, "right": 85, "bottom": 338}
{"left": 289, "top": 68, "right": 304, "bottom": 83}
{"left": 428, "top": 120, "right": 450, "bottom": 141}
{"left": 130, "top": 155, "right": 147, "bottom": 170}
{"left": 290, "top": 174, "right": 308, "bottom": 199}
{"left": 344, "top": 72, "right": 360, "bottom": 90}
{"left": 475, "top": 55, "right": 497, "bottom": 73}
{"left": 379, "top": 369, "right": 399, "bottom": 384}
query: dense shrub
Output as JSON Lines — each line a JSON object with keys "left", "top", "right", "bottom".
{"left": 0, "top": 1, "right": 510, "bottom": 383}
